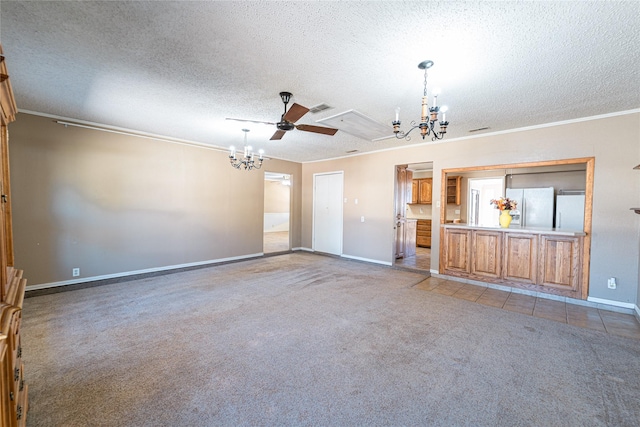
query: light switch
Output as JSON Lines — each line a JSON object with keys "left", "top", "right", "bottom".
{"left": 344, "top": 198, "right": 348, "bottom": 203}
{"left": 360, "top": 216, "right": 365, "bottom": 222}
{"left": 355, "top": 198, "right": 358, "bottom": 205}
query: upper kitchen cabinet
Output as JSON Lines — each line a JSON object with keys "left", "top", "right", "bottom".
{"left": 446, "top": 176, "right": 461, "bottom": 205}
{"left": 411, "top": 178, "right": 432, "bottom": 204}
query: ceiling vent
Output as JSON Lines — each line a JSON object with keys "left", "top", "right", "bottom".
{"left": 309, "top": 103, "right": 333, "bottom": 114}
{"left": 469, "top": 127, "right": 490, "bottom": 133}
{"left": 346, "top": 149, "right": 358, "bottom": 154}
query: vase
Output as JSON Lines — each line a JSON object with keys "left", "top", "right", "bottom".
{"left": 499, "top": 210, "right": 512, "bottom": 228}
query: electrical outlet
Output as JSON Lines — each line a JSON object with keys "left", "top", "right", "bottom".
{"left": 72, "top": 268, "right": 80, "bottom": 277}
{"left": 360, "top": 216, "right": 365, "bottom": 222}
{"left": 607, "top": 277, "right": 616, "bottom": 289}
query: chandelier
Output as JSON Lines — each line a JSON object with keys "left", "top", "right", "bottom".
{"left": 229, "top": 128, "right": 264, "bottom": 170}
{"left": 392, "top": 60, "right": 450, "bottom": 141}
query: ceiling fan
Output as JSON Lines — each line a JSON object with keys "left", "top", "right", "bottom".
{"left": 226, "top": 92, "right": 339, "bottom": 140}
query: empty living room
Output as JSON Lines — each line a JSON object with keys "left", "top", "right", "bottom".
{"left": 1, "top": 1, "right": 639, "bottom": 426}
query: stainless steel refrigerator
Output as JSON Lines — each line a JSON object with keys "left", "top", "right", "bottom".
{"left": 555, "top": 192, "right": 585, "bottom": 230}
{"left": 505, "top": 187, "right": 555, "bottom": 228}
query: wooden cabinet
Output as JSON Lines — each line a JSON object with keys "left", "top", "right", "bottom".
{"left": 538, "top": 235, "right": 582, "bottom": 291}
{"left": 446, "top": 176, "right": 461, "bottom": 205}
{"left": 471, "top": 230, "right": 502, "bottom": 279}
{"left": 441, "top": 226, "right": 584, "bottom": 299}
{"left": 442, "top": 228, "right": 471, "bottom": 274}
{"left": 0, "top": 45, "right": 28, "bottom": 427}
{"left": 503, "top": 232, "right": 538, "bottom": 285}
{"left": 411, "top": 178, "right": 432, "bottom": 204}
{"left": 416, "top": 220, "right": 432, "bottom": 248}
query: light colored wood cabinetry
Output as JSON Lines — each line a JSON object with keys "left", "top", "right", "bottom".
{"left": 538, "top": 235, "right": 581, "bottom": 291}
{"left": 471, "top": 230, "right": 502, "bottom": 279}
{"left": 446, "top": 175, "right": 461, "bottom": 205}
{"left": 416, "top": 220, "right": 431, "bottom": 248}
{"left": 0, "top": 45, "right": 28, "bottom": 427}
{"left": 503, "top": 232, "right": 538, "bottom": 285}
{"left": 441, "top": 226, "right": 584, "bottom": 299}
{"left": 411, "top": 178, "right": 432, "bottom": 204}
{"left": 442, "top": 228, "right": 471, "bottom": 273}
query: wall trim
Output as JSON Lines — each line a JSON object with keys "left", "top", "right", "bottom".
{"left": 303, "top": 108, "right": 640, "bottom": 164}
{"left": 26, "top": 253, "right": 263, "bottom": 291}
{"left": 635, "top": 304, "right": 640, "bottom": 321}
{"left": 294, "top": 247, "right": 314, "bottom": 252}
{"left": 341, "top": 254, "right": 392, "bottom": 266}
{"left": 586, "top": 296, "right": 636, "bottom": 310}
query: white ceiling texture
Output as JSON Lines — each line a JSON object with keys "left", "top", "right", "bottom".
{"left": 1, "top": 1, "right": 639, "bottom": 162}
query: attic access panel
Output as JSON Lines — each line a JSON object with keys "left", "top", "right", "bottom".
{"left": 316, "top": 110, "right": 393, "bottom": 141}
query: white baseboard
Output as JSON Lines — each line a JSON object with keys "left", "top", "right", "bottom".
{"left": 587, "top": 296, "right": 636, "bottom": 310}
{"left": 26, "top": 253, "right": 264, "bottom": 291}
{"left": 341, "top": 254, "right": 392, "bottom": 266}
{"left": 294, "top": 247, "right": 314, "bottom": 252}
{"left": 635, "top": 304, "right": 640, "bottom": 319}
{"left": 430, "top": 269, "right": 439, "bottom": 275}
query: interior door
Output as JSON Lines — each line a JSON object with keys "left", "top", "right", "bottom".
{"left": 313, "top": 172, "right": 343, "bottom": 255}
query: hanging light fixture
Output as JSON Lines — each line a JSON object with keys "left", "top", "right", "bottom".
{"left": 392, "top": 60, "right": 450, "bottom": 141}
{"left": 229, "top": 128, "right": 264, "bottom": 170}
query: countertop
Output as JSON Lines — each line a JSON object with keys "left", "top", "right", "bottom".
{"left": 441, "top": 223, "right": 586, "bottom": 237}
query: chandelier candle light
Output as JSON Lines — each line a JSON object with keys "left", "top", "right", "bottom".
{"left": 393, "top": 60, "right": 450, "bottom": 141}
{"left": 229, "top": 128, "right": 264, "bottom": 171}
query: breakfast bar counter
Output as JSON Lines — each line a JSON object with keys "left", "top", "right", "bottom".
{"left": 440, "top": 223, "right": 586, "bottom": 299}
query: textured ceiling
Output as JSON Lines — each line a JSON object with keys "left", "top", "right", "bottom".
{"left": 1, "top": 1, "right": 639, "bottom": 162}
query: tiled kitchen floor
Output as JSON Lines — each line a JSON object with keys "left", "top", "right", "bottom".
{"left": 415, "top": 276, "right": 640, "bottom": 340}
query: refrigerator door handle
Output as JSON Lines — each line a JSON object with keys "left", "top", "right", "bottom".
{"left": 557, "top": 212, "right": 561, "bottom": 228}
{"left": 522, "top": 199, "right": 526, "bottom": 227}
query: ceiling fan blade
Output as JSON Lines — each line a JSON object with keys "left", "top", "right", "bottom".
{"left": 296, "top": 124, "right": 339, "bottom": 136}
{"left": 270, "top": 130, "right": 287, "bottom": 140}
{"left": 283, "top": 103, "right": 310, "bottom": 123}
{"left": 225, "top": 117, "right": 277, "bottom": 126}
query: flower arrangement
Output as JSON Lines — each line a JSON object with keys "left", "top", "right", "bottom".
{"left": 490, "top": 197, "right": 517, "bottom": 211}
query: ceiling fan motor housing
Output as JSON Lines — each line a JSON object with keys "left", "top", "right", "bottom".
{"left": 277, "top": 121, "right": 295, "bottom": 131}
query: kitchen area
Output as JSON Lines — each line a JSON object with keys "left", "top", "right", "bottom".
{"left": 439, "top": 158, "right": 593, "bottom": 300}
{"left": 395, "top": 159, "right": 592, "bottom": 300}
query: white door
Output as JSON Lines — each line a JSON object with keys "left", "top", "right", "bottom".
{"left": 313, "top": 172, "right": 343, "bottom": 255}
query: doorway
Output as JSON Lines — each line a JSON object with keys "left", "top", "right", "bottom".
{"left": 263, "top": 172, "right": 291, "bottom": 253}
{"left": 394, "top": 162, "right": 433, "bottom": 272}
{"left": 313, "top": 171, "right": 343, "bottom": 255}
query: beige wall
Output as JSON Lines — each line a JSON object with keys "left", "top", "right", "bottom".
{"left": 302, "top": 112, "right": 640, "bottom": 305}
{"left": 264, "top": 180, "right": 290, "bottom": 213}
{"left": 9, "top": 113, "right": 301, "bottom": 285}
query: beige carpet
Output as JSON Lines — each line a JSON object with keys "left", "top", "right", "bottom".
{"left": 21, "top": 253, "right": 640, "bottom": 426}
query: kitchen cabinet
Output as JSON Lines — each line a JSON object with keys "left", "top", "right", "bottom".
{"left": 538, "top": 234, "right": 581, "bottom": 291}
{"left": 503, "top": 232, "right": 538, "bottom": 285}
{"left": 442, "top": 228, "right": 471, "bottom": 274}
{"left": 416, "top": 220, "right": 431, "bottom": 248}
{"left": 471, "top": 230, "right": 502, "bottom": 279}
{"left": 411, "top": 178, "right": 432, "bottom": 204}
{"left": 446, "top": 176, "right": 462, "bottom": 205}
{"left": 441, "top": 225, "right": 585, "bottom": 299}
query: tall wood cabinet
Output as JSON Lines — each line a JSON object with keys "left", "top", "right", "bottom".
{"left": 0, "top": 45, "right": 28, "bottom": 427}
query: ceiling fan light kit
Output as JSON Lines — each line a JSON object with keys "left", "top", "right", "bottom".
{"left": 393, "top": 60, "right": 450, "bottom": 141}
{"left": 229, "top": 128, "right": 264, "bottom": 171}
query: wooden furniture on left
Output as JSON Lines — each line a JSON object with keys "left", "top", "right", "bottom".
{"left": 0, "top": 45, "right": 28, "bottom": 427}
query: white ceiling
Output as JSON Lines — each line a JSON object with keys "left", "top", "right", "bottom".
{"left": 1, "top": 1, "right": 639, "bottom": 162}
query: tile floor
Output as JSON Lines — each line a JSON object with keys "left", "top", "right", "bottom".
{"left": 395, "top": 247, "right": 431, "bottom": 270}
{"left": 415, "top": 276, "right": 640, "bottom": 340}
